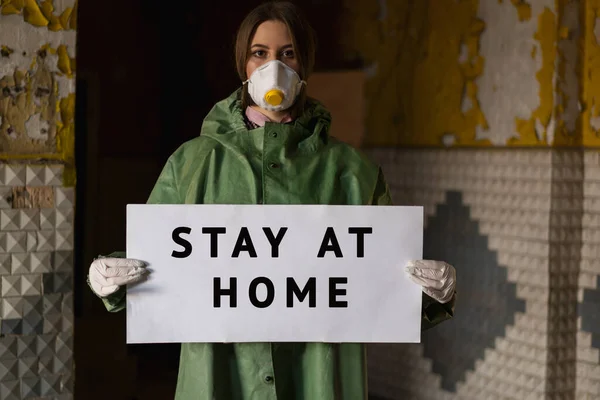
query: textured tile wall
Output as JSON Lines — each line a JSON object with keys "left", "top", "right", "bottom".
{"left": 365, "top": 149, "right": 598, "bottom": 400}
{"left": 578, "top": 152, "right": 600, "bottom": 399}
{"left": 0, "top": 164, "right": 73, "bottom": 400}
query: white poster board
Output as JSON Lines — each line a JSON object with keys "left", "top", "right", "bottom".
{"left": 126, "top": 205, "right": 423, "bottom": 344}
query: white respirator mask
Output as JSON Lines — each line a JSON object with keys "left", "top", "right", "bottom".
{"left": 244, "top": 60, "right": 306, "bottom": 111}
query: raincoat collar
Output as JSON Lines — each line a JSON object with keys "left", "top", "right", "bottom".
{"left": 200, "top": 88, "right": 332, "bottom": 153}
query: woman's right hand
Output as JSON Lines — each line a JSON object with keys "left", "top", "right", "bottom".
{"left": 88, "top": 258, "right": 147, "bottom": 297}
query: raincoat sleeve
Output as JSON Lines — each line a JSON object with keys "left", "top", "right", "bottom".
{"left": 372, "top": 168, "right": 455, "bottom": 331}
{"left": 90, "top": 157, "right": 182, "bottom": 313}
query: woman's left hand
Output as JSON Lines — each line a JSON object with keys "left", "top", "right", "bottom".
{"left": 405, "top": 260, "right": 456, "bottom": 304}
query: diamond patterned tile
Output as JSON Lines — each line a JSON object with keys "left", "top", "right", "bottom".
{"left": 53, "top": 354, "right": 72, "bottom": 375}
{"left": 43, "top": 314, "right": 62, "bottom": 334}
{"left": 0, "top": 165, "right": 26, "bottom": 186}
{"left": 1, "top": 276, "right": 20, "bottom": 297}
{"left": 0, "top": 186, "right": 11, "bottom": 208}
{"left": 31, "top": 252, "right": 52, "bottom": 273}
{"left": 55, "top": 333, "right": 72, "bottom": 361}
{"left": 55, "top": 394, "right": 74, "bottom": 400}
{"left": 62, "top": 312, "right": 73, "bottom": 333}
{"left": 0, "top": 319, "right": 22, "bottom": 335}
{"left": 19, "top": 209, "right": 39, "bottom": 231}
{"left": 43, "top": 294, "right": 62, "bottom": 315}
{"left": 26, "top": 231, "right": 36, "bottom": 252}
{"left": 0, "top": 253, "right": 10, "bottom": 275}
{"left": 21, "top": 274, "right": 42, "bottom": 296}
{"left": 54, "top": 273, "right": 72, "bottom": 293}
{"left": 0, "top": 337, "right": 17, "bottom": 360}
{"left": 42, "top": 273, "right": 53, "bottom": 293}
{"left": 22, "top": 296, "right": 42, "bottom": 317}
{"left": 40, "top": 209, "right": 55, "bottom": 230}
{"left": 22, "top": 313, "right": 44, "bottom": 335}
{"left": 55, "top": 229, "right": 73, "bottom": 251}
{"left": 60, "top": 372, "right": 73, "bottom": 394}
{"left": 41, "top": 374, "right": 61, "bottom": 396}
{"left": 25, "top": 166, "right": 45, "bottom": 186}
{"left": 17, "top": 336, "right": 36, "bottom": 358}
{"left": 0, "top": 379, "right": 19, "bottom": 399}
{"left": 44, "top": 166, "right": 63, "bottom": 186}
{"left": 3, "top": 232, "right": 27, "bottom": 253}
{"left": 38, "top": 357, "right": 52, "bottom": 376}
{"left": 20, "top": 376, "right": 41, "bottom": 398}
{"left": 37, "top": 335, "right": 55, "bottom": 359}
{"left": 43, "top": 273, "right": 72, "bottom": 293}
{"left": 18, "top": 358, "right": 37, "bottom": 378}
{"left": 1, "top": 297, "right": 23, "bottom": 319}
{"left": 55, "top": 208, "right": 74, "bottom": 230}
{"left": 61, "top": 292, "right": 72, "bottom": 314}
{"left": 10, "top": 253, "right": 29, "bottom": 274}
{"left": 0, "top": 210, "right": 18, "bottom": 231}
{"left": 37, "top": 230, "right": 55, "bottom": 251}
{"left": 0, "top": 359, "right": 18, "bottom": 382}
{"left": 54, "top": 188, "right": 74, "bottom": 209}
{"left": 52, "top": 251, "right": 73, "bottom": 271}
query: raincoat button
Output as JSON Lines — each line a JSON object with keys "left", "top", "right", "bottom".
{"left": 264, "top": 376, "right": 274, "bottom": 383}
{"left": 270, "top": 132, "right": 278, "bottom": 138}
{"left": 269, "top": 163, "right": 279, "bottom": 169}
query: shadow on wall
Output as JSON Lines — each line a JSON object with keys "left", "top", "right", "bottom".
{"left": 421, "top": 191, "right": 526, "bottom": 392}
{"left": 579, "top": 276, "right": 600, "bottom": 351}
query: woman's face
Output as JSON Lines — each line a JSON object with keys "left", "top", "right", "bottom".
{"left": 246, "top": 20, "right": 300, "bottom": 79}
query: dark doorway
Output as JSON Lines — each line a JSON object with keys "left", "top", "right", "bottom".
{"left": 74, "top": 1, "right": 353, "bottom": 398}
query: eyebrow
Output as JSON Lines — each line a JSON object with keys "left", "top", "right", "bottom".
{"left": 251, "top": 44, "right": 293, "bottom": 50}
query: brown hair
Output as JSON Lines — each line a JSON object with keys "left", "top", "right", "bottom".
{"left": 235, "top": 1, "right": 316, "bottom": 117}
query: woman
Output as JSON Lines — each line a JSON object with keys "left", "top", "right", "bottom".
{"left": 88, "top": 2, "right": 457, "bottom": 399}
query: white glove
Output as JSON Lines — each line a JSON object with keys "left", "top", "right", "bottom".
{"left": 89, "top": 258, "right": 147, "bottom": 297}
{"left": 405, "top": 260, "right": 456, "bottom": 304}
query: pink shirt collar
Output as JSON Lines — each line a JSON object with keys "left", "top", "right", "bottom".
{"left": 245, "top": 107, "right": 293, "bottom": 127}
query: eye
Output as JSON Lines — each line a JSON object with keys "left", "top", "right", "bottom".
{"left": 252, "top": 50, "right": 266, "bottom": 58}
{"left": 282, "top": 49, "right": 294, "bottom": 58}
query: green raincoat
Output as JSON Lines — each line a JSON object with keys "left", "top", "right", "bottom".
{"left": 96, "top": 89, "right": 454, "bottom": 400}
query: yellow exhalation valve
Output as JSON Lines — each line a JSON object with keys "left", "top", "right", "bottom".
{"left": 265, "top": 89, "right": 284, "bottom": 106}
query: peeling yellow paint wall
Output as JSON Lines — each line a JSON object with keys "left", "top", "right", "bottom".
{"left": 0, "top": 0, "right": 76, "bottom": 185}
{"left": 553, "top": 0, "right": 581, "bottom": 146}
{"left": 1, "top": 0, "right": 77, "bottom": 30}
{"left": 582, "top": 0, "right": 600, "bottom": 146}
{"left": 343, "top": 0, "right": 486, "bottom": 147}
{"left": 510, "top": 0, "right": 533, "bottom": 21}
{"left": 345, "top": 0, "right": 580, "bottom": 147}
{"left": 509, "top": 7, "right": 557, "bottom": 146}
{"left": 409, "top": 1, "right": 488, "bottom": 147}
